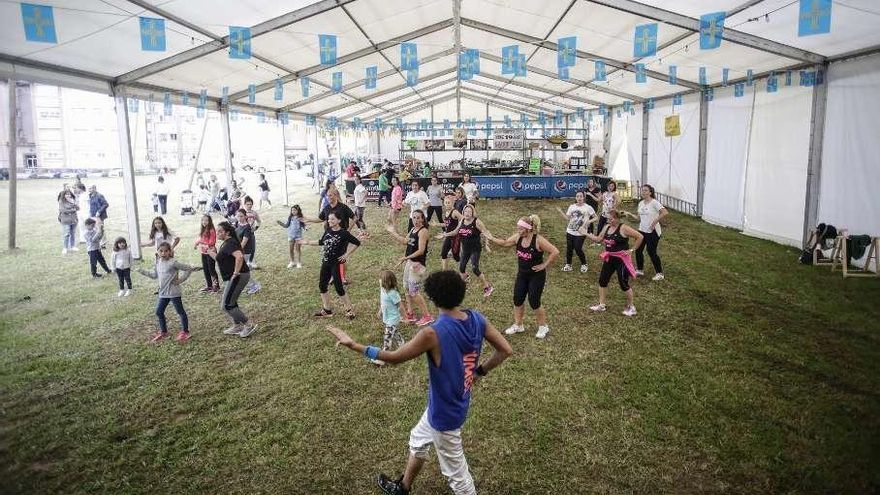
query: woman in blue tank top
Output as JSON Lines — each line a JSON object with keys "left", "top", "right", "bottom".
{"left": 327, "top": 270, "right": 513, "bottom": 495}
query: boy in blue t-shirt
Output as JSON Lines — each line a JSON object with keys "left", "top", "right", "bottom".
{"left": 328, "top": 270, "right": 513, "bottom": 495}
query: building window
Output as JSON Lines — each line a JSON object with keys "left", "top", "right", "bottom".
{"left": 25, "top": 154, "right": 38, "bottom": 169}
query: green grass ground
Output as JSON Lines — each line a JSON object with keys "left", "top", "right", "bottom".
{"left": 1, "top": 172, "right": 878, "bottom": 494}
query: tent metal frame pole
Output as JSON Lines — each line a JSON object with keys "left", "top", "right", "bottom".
{"left": 280, "top": 118, "right": 290, "bottom": 206}
{"left": 458, "top": 90, "right": 541, "bottom": 121}
{"left": 459, "top": 86, "right": 559, "bottom": 116}
{"left": 367, "top": 92, "right": 459, "bottom": 122}
{"left": 604, "top": 110, "right": 613, "bottom": 166}
{"left": 464, "top": 79, "right": 580, "bottom": 111}
{"left": 476, "top": 72, "right": 606, "bottom": 106}
{"left": 219, "top": 106, "right": 234, "bottom": 184}
{"left": 696, "top": 94, "right": 709, "bottom": 216}
{"left": 641, "top": 103, "right": 649, "bottom": 187}
{"left": 588, "top": 0, "right": 825, "bottom": 64}
{"left": 111, "top": 86, "right": 143, "bottom": 259}
{"left": 431, "top": 104, "right": 437, "bottom": 165}
{"left": 7, "top": 79, "right": 17, "bottom": 251}
{"left": 802, "top": 62, "right": 829, "bottom": 245}
{"left": 330, "top": 70, "right": 458, "bottom": 118}
{"left": 453, "top": 0, "right": 462, "bottom": 122}
{"left": 485, "top": 102, "right": 490, "bottom": 162}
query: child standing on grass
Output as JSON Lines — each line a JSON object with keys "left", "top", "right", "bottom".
{"left": 242, "top": 196, "right": 262, "bottom": 269}
{"left": 327, "top": 270, "right": 513, "bottom": 495}
{"left": 300, "top": 212, "right": 362, "bottom": 320}
{"left": 137, "top": 242, "right": 198, "bottom": 343}
{"left": 141, "top": 216, "right": 180, "bottom": 256}
{"left": 373, "top": 270, "right": 403, "bottom": 366}
{"left": 84, "top": 218, "right": 111, "bottom": 278}
{"left": 110, "top": 237, "right": 133, "bottom": 297}
{"left": 194, "top": 214, "right": 219, "bottom": 293}
{"left": 235, "top": 209, "right": 261, "bottom": 295}
{"left": 278, "top": 205, "right": 305, "bottom": 268}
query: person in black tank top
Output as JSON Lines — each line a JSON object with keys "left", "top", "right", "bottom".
{"left": 439, "top": 195, "right": 463, "bottom": 269}
{"left": 485, "top": 215, "right": 559, "bottom": 339}
{"left": 581, "top": 210, "right": 644, "bottom": 317}
{"left": 386, "top": 210, "right": 434, "bottom": 326}
{"left": 437, "top": 204, "right": 494, "bottom": 298}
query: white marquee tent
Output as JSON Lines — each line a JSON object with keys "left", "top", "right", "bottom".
{"left": 2, "top": 0, "right": 879, "bottom": 258}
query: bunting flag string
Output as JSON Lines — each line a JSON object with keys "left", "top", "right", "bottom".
{"left": 221, "top": 86, "right": 229, "bottom": 106}
{"left": 300, "top": 78, "right": 310, "bottom": 98}
{"left": 633, "top": 23, "right": 658, "bottom": 58}
{"left": 699, "top": 12, "right": 725, "bottom": 50}
{"left": 318, "top": 34, "right": 337, "bottom": 65}
{"left": 635, "top": 63, "right": 646, "bottom": 83}
{"left": 374, "top": 117, "right": 383, "bottom": 130}
{"left": 365, "top": 66, "right": 378, "bottom": 89}
{"left": 274, "top": 78, "right": 283, "bottom": 101}
{"left": 673, "top": 93, "right": 683, "bottom": 106}
{"left": 328, "top": 117, "right": 338, "bottom": 129}
{"left": 595, "top": 60, "right": 607, "bottom": 81}
{"left": 502, "top": 45, "right": 519, "bottom": 75}
{"left": 400, "top": 43, "right": 418, "bottom": 70}
{"left": 305, "top": 115, "right": 316, "bottom": 126}
{"left": 229, "top": 26, "right": 252, "bottom": 59}
{"left": 785, "top": 70, "right": 793, "bottom": 86}
{"left": 515, "top": 54, "right": 527, "bottom": 77}
{"left": 623, "top": 101, "right": 632, "bottom": 114}
{"left": 734, "top": 82, "right": 745, "bottom": 98}
{"left": 767, "top": 73, "right": 778, "bottom": 93}
{"left": 722, "top": 68, "right": 729, "bottom": 86}
{"left": 798, "top": 0, "right": 832, "bottom": 37}
{"left": 668, "top": 65, "right": 677, "bottom": 85}
{"left": 332, "top": 72, "right": 343, "bottom": 92}
{"left": 557, "top": 36, "right": 577, "bottom": 68}
{"left": 248, "top": 84, "right": 256, "bottom": 105}
{"left": 139, "top": 17, "right": 165, "bottom": 51}
{"left": 598, "top": 104, "right": 607, "bottom": 116}
{"left": 21, "top": 3, "right": 56, "bottom": 43}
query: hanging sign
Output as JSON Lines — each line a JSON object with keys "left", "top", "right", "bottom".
{"left": 529, "top": 157, "right": 541, "bottom": 174}
{"left": 664, "top": 115, "right": 681, "bottom": 137}
{"left": 494, "top": 128, "right": 524, "bottom": 150}
{"left": 452, "top": 128, "right": 468, "bottom": 148}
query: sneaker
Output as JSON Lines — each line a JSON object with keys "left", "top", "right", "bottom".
{"left": 92, "top": 273, "right": 103, "bottom": 279}
{"left": 580, "top": 264, "right": 588, "bottom": 273}
{"left": 199, "top": 286, "right": 211, "bottom": 293}
{"left": 239, "top": 324, "right": 257, "bottom": 338}
{"left": 376, "top": 474, "right": 409, "bottom": 495}
{"left": 371, "top": 359, "right": 386, "bottom": 366}
{"left": 313, "top": 308, "right": 334, "bottom": 318}
{"left": 415, "top": 315, "right": 434, "bottom": 326}
{"left": 504, "top": 324, "right": 525, "bottom": 335}
{"left": 176, "top": 331, "right": 190, "bottom": 342}
{"left": 483, "top": 285, "right": 494, "bottom": 298}
{"left": 62, "top": 248, "right": 68, "bottom": 255}
{"left": 212, "top": 285, "right": 220, "bottom": 293}
{"left": 70, "top": 246, "right": 79, "bottom": 252}
{"left": 150, "top": 332, "right": 167, "bottom": 343}
{"left": 223, "top": 324, "right": 242, "bottom": 335}
{"left": 286, "top": 262, "right": 294, "bottom": 268}
{"left": 402, "top": 313, "right": 416, "bottom": 323}
{"left": 345, "top": 309, "right": 356, "bottom": 321}
{"left": 622, "top": 305, "right": 637, "bottom": 317}
{"left": 589, "top": 303, "right": 606, "bottom": 312}
{"left": 295, "top": 263, "right": 302, "bottom": 269}
{"left": 463, "top": 273, "right": 470, "bottom": 283}
{"left": 562, "top": 264, "right": 572, "bottom": 272}
{"left": 123, "top": 290, "right": 131, "bottom": 297}
{"left": 636, "top": 270, "right": 645, "bottom": 276}
{"left": 246, "top": 283, "right": 261, "bottom": 295}
{"left": 535, "top": 325, "right": 550, "bottom": 339}
{"left": 652, "top": 273, "right": 665, "bottom": 281}
{"left": 117, "top": 290, "right": 125, "bottom": 297}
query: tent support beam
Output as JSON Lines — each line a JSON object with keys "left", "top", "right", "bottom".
{"left": 604, "top": 110, "right": 613, "bottom": 165}
{"left": 7, "top": 79, "right": 17, "bottom": 251}
{"left": 641, "top": 104, "right": 649, "bottom": 186}
{"left": 476, "top": 72, "right": 603, "bottom": 107}
{"left": 219, "top": 106, "right": 234, "bottom": 184}
{"left": 453, "top": 0, "right": 462, "bottom": 122}
{"left": 464, "top": 79, "right": 580, "bottom": 111}
{"left": 696, "top": 94, "right": 709, "bottom": 216}
{"left": 802, "top": 62, "right": 829, "bottom": 245}
{"left": 334, "top": 72, "right": 458, "bottom": 119}
{"left": 461, "top": 17, "right": 701, "bottom": 90}
{"left": 111, "top": 86, "right": 143, "bottom": 259}
{"left": 366, "top": 92, "right": 459, "bottom": 122}
{"left": 459, "top": 86, "right": 560, "bottom": 116}
{"left": 458, "top": 90, "right": 542, "bottom": 120}
{"left": 588, "top": 0, "right": 825, "bottom": 64}
{"left": 117, "top": 0, "right": 357, "bottom": 84}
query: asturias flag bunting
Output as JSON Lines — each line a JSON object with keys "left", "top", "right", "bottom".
{"left": 300, "top": 78, "right": 310, "bottom": 98}
{"left": 635, "top": 63, "right": 646, "bottom": 84}
{"left": 699, "top": 12, "right": 725, "bottom": 50}
{"left": 318, "top": 34, "right": 337, "bottom": 65}
{"left": 21, "top": 3, "right": 56, "bottom": 43}
{"left": 633, "top": 23, "right": 658, "bottom": 58}
{"left": 400, "top": 43, "right": 418, "bottom": 70}
{"left": 229, "top": 26, "right": 252, "bottom": 59}
{"left": 365, "top": 66, "right": 378, "bottom": 90}
{"left": 595, "top": 60, "right": 607, "bottom": 81}
{"left": 332, "top": 72, "right": 343, "bottom": 92}
{"left": 557, "top": 36, "right": 577, "bottom": 68}
{"left": 139, "top": 17, "right": 165, "bottom": 51}
{"left": 502, "top": 45, "right": 519, "bottom": 75}
{"left": 668, "top": 65, "right": 677, "bottom": 85}
{"left": 798, "top": 0, "right": 832, "bottom": 37}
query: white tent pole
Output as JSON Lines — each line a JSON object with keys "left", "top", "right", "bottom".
{"left": 453, "top": 0, "right": 462, "bottom": 122}
{"left": 219, "top": 106, "right": 234, "bottom": 185}
{"left": 604, "top": 110, "right": 613, "bottom": 169}
{"left": 697, "top": 94, "right": 709, "bottom": 216}
{"left": 112, "top": 87, "right": 143, "bottom": 260}
{"left": 802, "top": 62, "right": 829, "bottom": 244}
{"left": 641, "top": 104, "right": 649, "bottom": 188}
{"left": 432, "top": 104, "right": 437, "bottom": 165}
{"left": 7, "top": 79, "right": 18, "bottom": 251}
{"left": 280, "top": 118, "right": 290, "bottom": 206}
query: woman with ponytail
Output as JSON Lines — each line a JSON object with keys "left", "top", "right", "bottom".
{"left": 485, "top": 214, "right": 559, "bottom": 339}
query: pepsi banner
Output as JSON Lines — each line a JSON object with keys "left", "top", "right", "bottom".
{"left": 346, "top": 175, "right": 608, "bottom": 201}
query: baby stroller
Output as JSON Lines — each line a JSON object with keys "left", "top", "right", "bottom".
{"left": 180, "top": 189, "right": 196, "bottom": 215}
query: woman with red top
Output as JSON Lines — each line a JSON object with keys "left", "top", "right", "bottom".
{"left": 580, "top": 210, "right": 643, "bottom": 316}
{"left": 194, "top": 214, "right": 219, "bottom": 292}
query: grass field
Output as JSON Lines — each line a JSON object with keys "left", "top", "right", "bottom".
{"left": 1, "top": 172, "right": 879, "bottom": 494}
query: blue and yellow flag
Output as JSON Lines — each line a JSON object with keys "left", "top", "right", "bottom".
{"left": 199, "top": 89, "right": 207, "bottom": 108}
{"left": 459, "top": 52, "right": 473, "bottom": 81}
{"left": 374, "top": 118, "right": 383, "bottom": 130}
{"left": 722, "top": 68, "right": 729, "bottom": 86}
{"left": 443, "top": 119, "right": 451, "bottom": 129}
{"left": 645, "top": 98, "right": 655, "bottom": 111}
{"left": 746, "top": 69, "right": 754, "bottom": 86}
{"left": 332, "top": 72, "right": 343, "bottom": 92}
{"left": 699, "top": 67, "right": 707, "bottom": 86}
{"left": 515, "top": 54, "right": 527, "bottom": 77}
{"left": 668, "top": 65, "right": 677, "bottom": 85}
{"left": 139, "top": 17, "right": 165, "bottom": 51}
{"left": 182, "top": 91, "right": 189, "bottom": 106}
{"left": 229, "top": 27, "right": 252, "bottom": 59}
{"left": 318, "top": 34, "right": 337, "bottom": 65}
{"left": 557, "top": 36, "right": 577, "bottom": 68}
{"left": 734, "top": 82, "right": 744, "bottom": 98}
{"left": 595, "top": 60, "right": 606, "bottom": 81}
{"left": 623, "top": 100, "right": 632, "bottom": 114}
{"left": 554, "top": 110, "right": 563, "bottom": 126}
{"left": 406, "top": 68, "right": 419, "bottom": 87}
{"left": 635, "top": 63, "right": 646, "bottom": 83}
{"left": 785, "top": 71, "right": 792, "bottom": 86}
{"left": 365, "top": 66, "right": 378, "bottom": 89}
{"left": 538, "top": 112, "right": 546, "bottom": 127}
{"left": 673, "top": 93, "right": 682, "bottom": 106}
{"left": 21, "top": 3, "right": 56, "bottom": 43}
{"left": 400, "top": 43, "right": 418, "bottom": 70}
{"left": 221, "top": 86, "right": 229, "bottom": 105}
{"left": 301, "top": 78, "right": 310, "bottom": 98}
{"left": 558, "top": 66, "right": 569, "bottom": 81}
{"left": 502, "top": 45, "right": 519, "bottom": 75}
{"left": 279, "top": 112, "right": 289, "bottom": 125}
{"left": 598, "top": 104, "right": 607, "bottom": 116}
{"left": 248, "top": 84, "right": 256, "bottom": 105}
{"left": 699, "top": 12, "right": 725, "bottom": 50}
{"left": 163, "top": 92, "right": 172, "bottom": 116}
{"left": 466, "top": 49, "right": 480, "bottom": 75}
{"left": 633, "top": 23, "right": 657, "bottom": 58}
{"left": 274, "top": 78, "right": 283, "bottom": 101}
{"left": 305, "top": 115, "right": 316, "bottom": 126}
{"left": 798, "top": 0, "right": 832, "bottom": 36}
{"left": 703, "top": 87, "right": 714, "bottom": 101}
{"left": 767, "top": 75, "right": 778, "bottom": 93}
{"left": 127, "top": 98, "right": 139, "bottom": 114}
{"left": 329, "top": 117, "right": 338, "bottom": 129}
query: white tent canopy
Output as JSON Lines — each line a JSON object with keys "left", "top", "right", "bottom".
{"left": 2, "top": 0, "right": 880, "bottom": 256}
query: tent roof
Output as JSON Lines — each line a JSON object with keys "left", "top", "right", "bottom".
{"left": 1, "top": 0, "right": 878, "bottom": 122}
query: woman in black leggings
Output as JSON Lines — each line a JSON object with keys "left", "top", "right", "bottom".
{"left": 436, "top": 203, "right": 493, "bottom": 297}
{"left": 485, "top": 215, "right": 559, "bottom": 339}
{"left": 624, "top": 184, "right": 668, "bottom": 281}
{"left": 438, "top": 194, "right": 462, "bottom": 270}
{"left": 581, "top": 210, "right": 643, "bottom": 317}
{"left": 299, "top": 212, "right": 362, "bottom": 319}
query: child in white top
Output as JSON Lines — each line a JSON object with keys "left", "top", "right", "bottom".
{"left": 110, "top": 237, "right": 133, "bottom": 297}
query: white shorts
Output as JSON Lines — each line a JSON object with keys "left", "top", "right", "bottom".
{"left": 260, "top": 190, "right": 269, "bottom": 200}
{"left": 402, "top": 261, "right": 426, "bottom": 295}
{"left": 408, "top": 409, "right": 476, "bottom": 495}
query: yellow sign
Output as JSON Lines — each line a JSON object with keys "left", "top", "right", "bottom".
{"left": 664, "top": 115, "right": 681, "bottom": 137}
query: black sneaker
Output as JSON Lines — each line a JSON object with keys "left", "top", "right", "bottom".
{"left": 376, "top": 474, "right": 408, "bottom": 495}
{"left": 92, "top": 273, "right": 102, "bottom": 279}
{"left": 313, "top": 308, "right": 333, "bottom": 318}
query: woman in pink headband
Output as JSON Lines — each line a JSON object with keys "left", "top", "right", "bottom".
{"left": 580, "top": 209, "right": 643, "bottom": 316}
{"left": 485, "top": 214, "right": 559, "bottom": 339}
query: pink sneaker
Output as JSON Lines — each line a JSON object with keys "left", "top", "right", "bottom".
{"left": 150, "top": 332, "right": 167, "bottom": 343}
{"left": 415, "top": 315, "right": 434, "bottom": 326}
{"left": 483, "top": 285, "right": 494, "bottom": 298}
{"left": 402, "top": 312, "right": 416, "bottom": 323}
{"left": 176, "top": 331, "right": 191, "bottom": 342}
